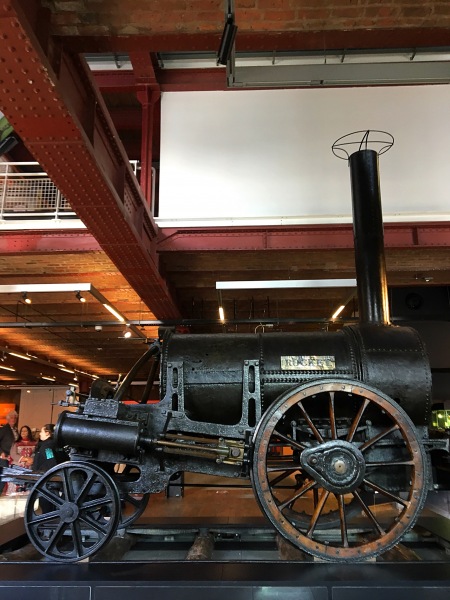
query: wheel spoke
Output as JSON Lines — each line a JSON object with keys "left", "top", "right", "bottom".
{"left": 329, "top": 391, "right": 337, "bottom": 439}
{"left": 28, "top": 509, "right": 60, "bottom": 525}
{"left": 38, "top": 485, "right": 65, "bottom": 508}
{"left": 272, "top": 429, "right": 306, "bottom": 452}
{"left": 359, "top": 424, "right": 399, "bottom": 452}
{"left": 70, "top": 521, "right": 85, "bottom": 558}
{"left": 297, "top": 401, "right": 324, "bottom": 443}
{"left": 366, "top": 460, "right": 413, "bottom": 467}
{"left": 78, "top": 512, "right": 110, "bottom": 535}
{"left": 363, "top": 478, "right": 410, "bottom": 507}
{"left": 61, "top": 468, "right": 73, "bottom": 502}
{"left": 74, "top": 471, "right": 98, "bottom": 504}
{"left": 277, "top": 478, "right": 317, "bottom": 511}
{"left": 267, "top": 463, "right": 302, "bottom": 473}
{"left": 269, "top": 470, "right": 297, "bottom": 487}
{"left": 352, "top": 489, "right": 385, "bottom": 535}
{"left": 347, "top": 398, "right": 370, "bottom": 442}
{"left": 123, "top": 494, "right": 141, "bottom": 509}
{"left": 80, "top": 496, "right": 114, "bottom": 511}
{"left": 43, "top": 519, "right": 68, "bottom": 552}
{"left": 336, "top": 494, "right": 349, "bottom": 548}
{"left": 306, "top": 489, "right": 330, "bottom": 538}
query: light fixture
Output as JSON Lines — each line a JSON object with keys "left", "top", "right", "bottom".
{"left": 329, "top": 290, "right": 357, "bottom": 322}
{"left": 123, "top": 326, "right": 132, "bottom": 338}
{"left": 218, "top": 306, "right": 225, "bottom": 322}
{"left": 41, "top": 375, "right": 56, "bottom": 382}
{"left": 216, "top": 279, "right": 357, "bottom": 290}
{"left": 8, "top": 351, "right": 31, "bottom": 361}
{"left": 217, "top": 4, "right": 237, "bottom": 66}
{"left": 76, "top": 291, "right": 86, "bottom": 303}
{"left": 331, "top": 305, "right": 346, "bottom": 320}
{"left": 0, "top": 365, "right": 15, "bottom": 371}
{"left": 103, "top": 303, "right": 125, "bottom": 322}
{"left": 227, "top": 47, "right": 450, "bottom": 88}
{"left": 0, "top": 283, "right": 146, "bottom": 338}
{"left": 22, "top": 292, "right": 31, "bottom": 304}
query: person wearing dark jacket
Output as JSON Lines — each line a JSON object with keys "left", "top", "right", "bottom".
{"left": 0, "top": 410, "right": 19, "bottom": 494}
{"left": 22, "top": 424, "right": 68, "bottom": 515}
{"left": 19, "top": 424, "right": 67, "bottom": 472}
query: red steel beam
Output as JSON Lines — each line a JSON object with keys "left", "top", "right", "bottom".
{"left": 157, "top": 222, "right": 450, "bottom": 252}
{"left": 0, "top": 231, "right": 101, "bottom": 254}
{"left": 0, "top": 1, "right": 180, "bottom": 319}
{"left": 55, "top": 28, "right": 450, "bottom": 55}
{"left": 94, "top": 68, "right": 227, "bottom": 94}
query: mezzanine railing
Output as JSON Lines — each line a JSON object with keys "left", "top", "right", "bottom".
{"left": 0, "top": 162, "right": 75, "bottom": 221}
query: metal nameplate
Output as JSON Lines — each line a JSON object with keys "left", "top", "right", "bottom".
{"left": 281, "top": 355, "right": 336, "bottom": 370}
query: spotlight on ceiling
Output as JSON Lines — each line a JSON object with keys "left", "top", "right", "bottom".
{"left": 76, "top": 291, "right": 86, "bottom": 303}
{"left": 217, "top": 3, "right": 237, "bottom": 66}
{"left": 123, "top": 327, "right": 132, "bottom": 339}
{"left": 22, "top": 292, "right": 32, "bottom": 304}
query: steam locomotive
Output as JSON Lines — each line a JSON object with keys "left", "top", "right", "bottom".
{"left": 16, "top": 134, "right": 450, "bottom": 562}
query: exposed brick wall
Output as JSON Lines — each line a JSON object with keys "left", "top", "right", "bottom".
{"left": 41, "top": 0, "right": 450, "bottom": 36}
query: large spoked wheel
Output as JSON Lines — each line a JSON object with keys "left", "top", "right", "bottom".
{"left": 251, "top": 379, "right": 428, "bottom": 562}
{"left": 25, "top": 461, "right": 121, "bottom": 562}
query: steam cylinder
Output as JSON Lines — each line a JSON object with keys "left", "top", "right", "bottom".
{"left": 161, "top": 325, "right": 431, "bottom": 426}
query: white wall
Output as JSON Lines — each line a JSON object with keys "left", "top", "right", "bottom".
{"left": 158, "top": 85, "right": 450, "bottom": 226}
{"left": 18, "top": 387, "right": 70, "bottom": 434}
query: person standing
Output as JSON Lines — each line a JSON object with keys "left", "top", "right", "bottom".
{"left": 0, "top": 410, "right": 19, "bottom": 494}
{"left": 6, "top": 424, "right": 37, "bottom": 495}
{"left": 11, "top": 425, "right": 37, "bottom": 465}
{"left": 20, "top": 424, "right": 68, "bottom": 514}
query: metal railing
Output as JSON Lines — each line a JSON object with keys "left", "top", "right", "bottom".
{"left": 0, "top": 160, "right": 154, "bottom": 223}
{"left": 0, "top": 162, "right": 75, "bottom": 220}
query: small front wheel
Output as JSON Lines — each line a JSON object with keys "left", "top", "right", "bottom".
{"left": 25, "top": 461, "right": 121, "bottom": 562}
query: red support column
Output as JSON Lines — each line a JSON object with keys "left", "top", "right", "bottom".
{"left": 129, "top": 53, "right": 161, "bottom": 212}
{"left": 136, "top": 86, "right": 160, "bottom": 210}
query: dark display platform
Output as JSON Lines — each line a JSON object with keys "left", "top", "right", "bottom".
{"left": 0, "top": 561, "right": 449, "bottom": 600}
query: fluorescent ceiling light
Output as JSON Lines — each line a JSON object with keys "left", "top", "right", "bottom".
{"left": 216, "top": 279, "right": 357, "bottom": 290}
{"left": 0, "top": 365, "right": 15, "bottom": 371}
{"left": 0, "top": 283, "right": 93, "bottom": 294}
{"left": 103, "top": 303, "right": 125, "bottom": 323}
{"left": 230, "top": 61, "right": 450, "bottom": 87}
{"left": 331, "top": 305, "right": 346, "bottom": 320}
{"left": 9, "top": 351, "right": 31, "bottom": 361}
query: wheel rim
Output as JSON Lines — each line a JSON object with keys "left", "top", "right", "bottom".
{"left": 25, "top": 461, "right": 121, "bottom": 562}
{"left": 251, "top": 380, "right": 428, "bottom": 561}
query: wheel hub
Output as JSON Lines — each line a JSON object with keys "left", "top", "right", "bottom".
{"left": 59, "top": 502, "right": 80, "bottom": 523}
{"left": 301, "top": 440, "right": 366, "bottom": 494}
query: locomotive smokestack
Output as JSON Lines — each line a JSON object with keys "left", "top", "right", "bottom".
{"left": 349, "top": 149, "right": 390, "bottom": 325}
{"left": 333, "top": 131, "right": 393, "bottom": 325}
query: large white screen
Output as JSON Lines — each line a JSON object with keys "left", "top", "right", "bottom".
{"left": 158, "top": 86, "right": 450, "bottom": 226}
